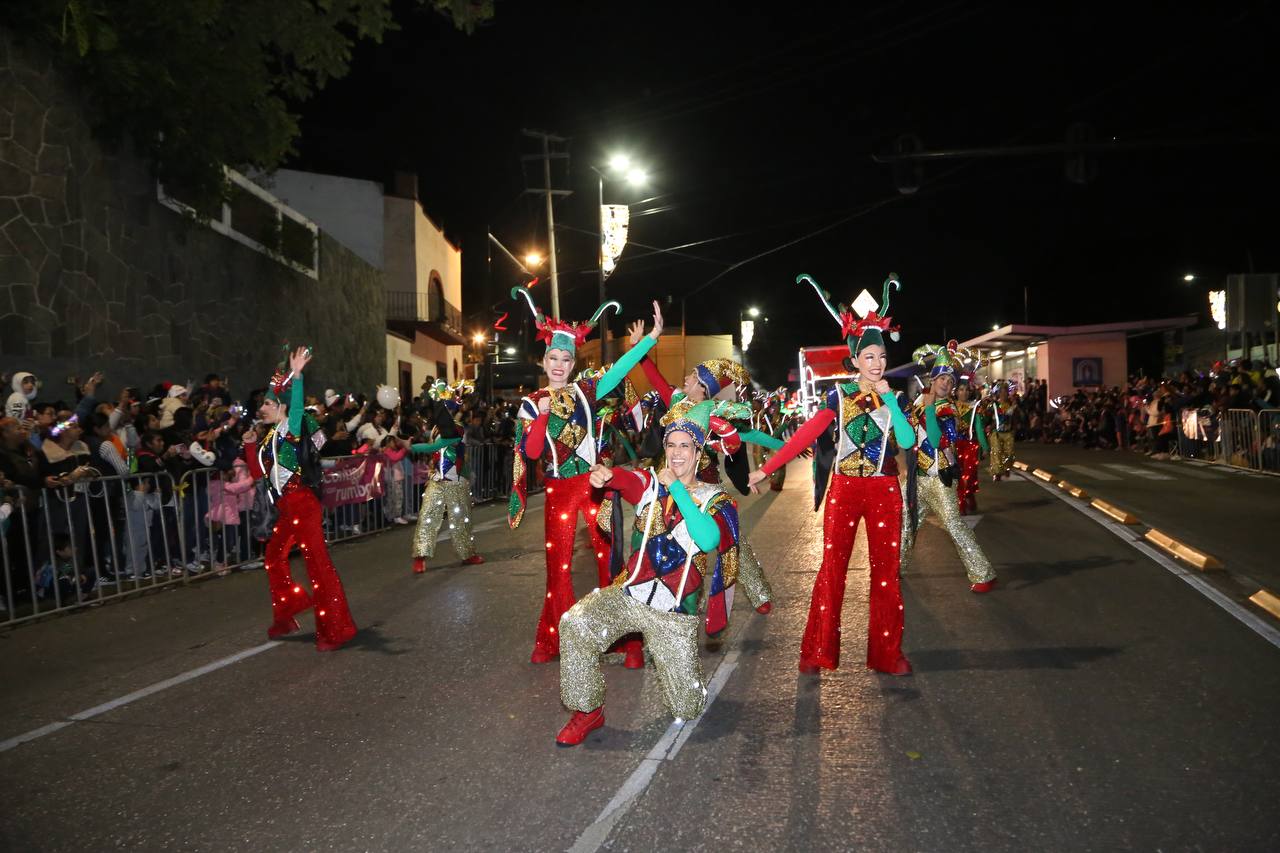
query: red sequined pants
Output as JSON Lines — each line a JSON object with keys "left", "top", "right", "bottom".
{"left": 955, "top": 439, "right": 981, "bottom": 512}
{"left": 535, "top": 471, "right": 610, "bottom": 658}
{"left": 802, "top": 474, "right": 906, "bottom": 672}
{"left": 265, "top": 484, "right": 357, "bottom": 648}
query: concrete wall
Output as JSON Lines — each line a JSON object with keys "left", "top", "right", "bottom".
{"left": 1038, "top": 334, "right": 1128, "bottom": 400}
{"left": 0, "top": 33, "right": 386, "bottom": 396}
{"left": 385, "top": 332, "right": 458, "bottom": 394}
{"left": 263, "top": 169, "right": 384, "bottom": 269}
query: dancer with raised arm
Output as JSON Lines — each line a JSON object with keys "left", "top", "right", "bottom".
{"left": 625, "top": 305, "right": 779, "bottom": 617}
{"left": 411, "top": 379, "right": 484, "bottom": 573}
{"left": 748, "top": 274, "right": 916, "bottom": 675}
{"left": 245, "top": 347, "right": 357, "bottom": 651}
{"left": 508, "top": 291, "right": 659, "bottom": 664}
{"left": 900, "top": 342, "right": 997, "bottom": 593}
{"left": 555, "top": 401, "right": 742, "bottom": 746}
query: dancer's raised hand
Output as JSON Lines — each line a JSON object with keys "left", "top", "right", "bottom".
{"left": 289, "top": 346, "right": 313, "bottom": 375}
{"left": 627, "top": 319, "right": 645, "bottom": 347}
{"left": 648, "top": 301, "right": 664, "bottom": 340}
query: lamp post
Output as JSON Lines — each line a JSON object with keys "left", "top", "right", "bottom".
{"left": 595, "top": 155, "right": 648, "bottom": 365}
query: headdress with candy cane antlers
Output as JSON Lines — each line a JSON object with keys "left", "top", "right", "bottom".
{"left": 427, "top": 378, "right": 475, "bottom": 413}
{"left": 510, "top": 287, "right": 621, "bottom": 357}
{"left": 796, "top": 273, "right": 902, "bottom": 356}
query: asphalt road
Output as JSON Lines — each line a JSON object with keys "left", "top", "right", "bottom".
{"left": 1, "top": 459, "right": 1277, "bottom": 852}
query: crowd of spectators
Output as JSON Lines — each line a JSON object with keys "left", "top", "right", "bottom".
{"left": 1006, "top": 360, "right": 1279, "bottom": 456}
{"left": 0, "top": 368, "right": 523, "bottom": 616}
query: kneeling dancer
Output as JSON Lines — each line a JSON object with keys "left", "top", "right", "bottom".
{"left": 556, "top": 401, "right": 741, "bottom": 747}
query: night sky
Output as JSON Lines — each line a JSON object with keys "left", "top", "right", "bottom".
{"left": 292, "top": 1, "right": 1278, "bottom": 385}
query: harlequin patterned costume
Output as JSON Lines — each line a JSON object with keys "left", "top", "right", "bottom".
{"left": 508, "top": 288, "right": 657, "bottom": 662}
{"left": 411, "top": 380, "right": 480, "bottom": 569}
{"left": 557, "top": 401, "right": 741, "bottom": 744}
{"left": 244, "top": 353, "right": 356, "bottom": 651}
{"left": 953, "top": 366, "right": 989, "bottom": 514}
{"left": 758, "top": 274, "right": 916, "bottom": 674}
{"left": 574, "top": 365, "right": 643, "bottom": 467}
{"left": 985, "top": 383, "right": 1017, "bottom": 480}
{"left": 636, "top": 353, "right": 778, "bottom": 614}
{"left": 899, "top": 343, "right": 996, "bottom": 590}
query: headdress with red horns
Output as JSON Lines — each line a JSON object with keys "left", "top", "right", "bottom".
{"left": 796, "top": 273, "right": 902, "bottom": 356}
{"left": 510, "top": 287, "right": 621, "bottom": 357}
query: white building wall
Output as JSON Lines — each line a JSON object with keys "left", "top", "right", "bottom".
{"left": 261, "top": 169, "right": 385, "bottom": 269}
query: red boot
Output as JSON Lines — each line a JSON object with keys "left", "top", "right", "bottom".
{"left": 531, "top": 648, "right": 558, "bottom": 664}
{"left": 462, "top": 555, "right": 485, "bottom": 565}
{"left": 887, "top": 656, "right": 913, "bottom": 676}
{"left": 556, "top": 707, "right": 605, "bottom": 747}
{"left": 970, "top": 579, "right": 998, "bottom": 594}
{"left": 267, "top": 617, "right": 300, "bottom": 639}
{"left": 756, "top": 601, "right": 773, "bottom": 615}
{"left": 412, "top": 557, "right": 426, "bottom": 574}
{"left": 623, "top": 640, "right": 645, "bottom": 670}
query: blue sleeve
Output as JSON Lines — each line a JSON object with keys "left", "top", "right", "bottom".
{"left": 881, "top": 392, "right": 915, "bottom": 449}
{"left": 924, "top": 404, "right": 942, "bottom": 449}
{"left": 411, "top": 437, "right": 461, "bottom": 454}
{"left": 288, "top": 374, "right": 304, "bottom": 436}
{"left": 596, "top": 335, "right": 656, "bottom": 398}
{"left": 669, "top": 481, "right": 721, "bottom": 552}
{"left": 941, "top": 410, "right": 958, "bottom": 445}
{"left": 740, "top": 429, "right": 784, "bottom": 450}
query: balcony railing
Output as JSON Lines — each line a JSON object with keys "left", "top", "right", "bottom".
{"left": 386, "top": 289, "right": 465, "bottom": 344}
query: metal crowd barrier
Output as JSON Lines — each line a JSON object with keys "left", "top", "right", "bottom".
{"left": 1, "top": 440, "right": 541, "bottom": 627}
{"left": 1259, "top": 410, "right": 1280, "bottom": 474}
{"left": 2, "top": 471, "right": 192, "bottom": 627}
{"left": 1219, "top": 408, "right": 1262, "bottom": 471}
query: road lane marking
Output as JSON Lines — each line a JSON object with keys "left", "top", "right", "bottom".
{"left": 1101, "top": 463, "right": 1174, "bottom": 480}
{"left": 1061, "top": 464, "right": 1121, "bottom": 481}
{"left": 1147, "top": 461, "right": 1224, "bottom": 480}
{"left": 0, "top": 642, "right": 281, "bottom": 754}
{"left": 1019, "top": 473, "right": 1280, "bottom": 651}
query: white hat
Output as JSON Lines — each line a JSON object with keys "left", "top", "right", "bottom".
{"left": 168, "top": 385, "right": 188, "bottom": 398}
{"left": 324, "top": 389, "right": 340, "bottom": 407}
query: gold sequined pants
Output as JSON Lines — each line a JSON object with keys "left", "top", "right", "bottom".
{"left": 735, "top": 536, "right": 772, "bottom": 609}
{"left": 989, "top": 432, "right": 1014, "bottom": 478}
{"left": 901, "top": 474, "right": 996, "bottom": 584}
{"left": 559, "top": 585, "right": 706, "bottom": 720}
{"left": 411, "top": 479, "right": 476, "bottom": 561}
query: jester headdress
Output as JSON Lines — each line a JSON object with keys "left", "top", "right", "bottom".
{"left": 693, "top": 359, "right": 751, "bottom": 399}
{"left": 427, "top": 378, "right": 475, "bottom": 414}
{"left": 912, "top": 339, "right": 969, "bottom": 380}
{"left": 510, "top": 288, "right": 621, "bottom": 357}
{"left": 664, "top": 399, "right": 743, "bottom": 456}
{"left": 264, "top": 344, "right": 311, "bottom": 404}
{"left": 797, "top": 273, "right": 902, "bottom": 357}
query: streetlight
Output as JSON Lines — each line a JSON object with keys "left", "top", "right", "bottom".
{"left": 595, "top": 152, "right": 651, "bottom": 364}
{"left": 504, "top": 346, "right": 517, "bottom": 356}
{"left": 1184, "top": 273, "right": 1196, "bottom": 282}
{"left": 525, "top": 251, "right": 544, "bottom": 268}
{"left": 747, "top": 306, "right": 761, "bottom": 318}
{"left": 992, "top": 323, "right": 1000, "bottom": 331}
{"left": 472, "top": 332, "right": 486, "bottom": 346}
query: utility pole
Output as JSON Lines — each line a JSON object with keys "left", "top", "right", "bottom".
{"left": 520, "top": 129, "right": 572, "bottom": 320}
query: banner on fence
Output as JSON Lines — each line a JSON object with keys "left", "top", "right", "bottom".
{"left": 322, "top": 455, "right": 386, "bottom": 508}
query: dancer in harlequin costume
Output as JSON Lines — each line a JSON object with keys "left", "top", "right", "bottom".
{"left": 625, "top": 306, "right": 779, "bottom": 616}
{"left": 555, "top": 401, "right": 743, "bottom": 746}
{"left": 985, "top": 381, "right": 1017, "bottom": 481}
{"left": 952, "top": 366, "right": 989, "bottom": 515}
{"left": 411, "top": 379, "right": 484, "bottom": 573}
{"left": 508, "top": 290, "right": 660, "bottom": 664}
{"left": 750, "top": 388, "right": 792, "bottom": 492}
{"left": 748, "top": 274, "right": 916, "bottom": 675}
{"left": 245, "top": 347, "right": 357, "bottom": 651}
{"left": 899, "top": 343, "right": 997, "bottom": 593}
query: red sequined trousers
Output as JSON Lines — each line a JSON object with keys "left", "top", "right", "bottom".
{"left": 955, "top": 438, "right": 981, "bottom": 512}
{"left": 802, "top": 474, "right": 906, "bottom": 672}
{"left": 535, "top": 471, "right": 611, "bottom": 658}
{"left": 265, "top": 482, "right": 357, "bottom": 648}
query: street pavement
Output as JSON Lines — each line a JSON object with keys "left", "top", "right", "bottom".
{"left": 1, "top": 457, "right": 1278, "bottom": 852}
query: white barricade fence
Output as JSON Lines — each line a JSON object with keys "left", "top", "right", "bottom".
{"left": 1219, "top": 408, "right": 1262, "bottom": 471}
